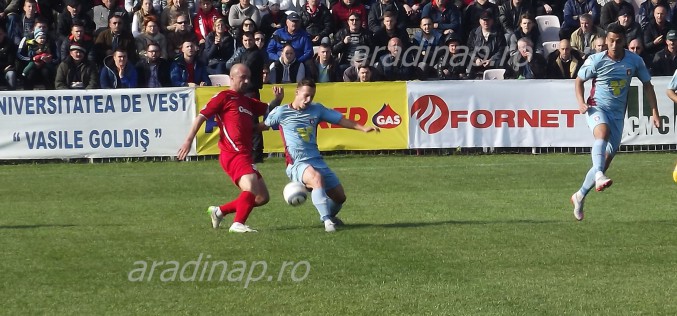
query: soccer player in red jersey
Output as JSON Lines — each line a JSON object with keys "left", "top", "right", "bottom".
{"left": 177, "top": 63, "right": 284, "bottom": 233}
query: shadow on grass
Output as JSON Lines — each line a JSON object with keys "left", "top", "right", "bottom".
{"left": 0, "top": 224, "right": 125, "bottom": 229}
{"left": 272, "top": 219, "right": 565, "bottom": 231}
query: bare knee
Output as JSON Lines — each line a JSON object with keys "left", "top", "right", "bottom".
{"left": 303, "top": 168, "right": 324, "bottom": 189}
{"left": 255, "top": 193, "right": 269, "bottom": 206}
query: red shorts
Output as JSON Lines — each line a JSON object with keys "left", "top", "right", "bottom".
{"left": 219, "top": 151, "right": 261, "bottom": 184}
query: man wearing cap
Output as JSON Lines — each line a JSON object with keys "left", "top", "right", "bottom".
{"left": 467, "top": 10, "right": 506, "bottom": 79}
{"left": 55, "top": 43, "right": 99, "bottom": 89}
{"left": 642, "top": 5, "right": 670, "bottom": 57}
{"left": 600, "top": 0, "right": 634, "bottom": 29}
{"left": 606, "top": 6, "right": 642, "bottom": 43}
{"left": 435, "top": 32, "right": 469, "bottom": 80}
{"left": 651, "top": 29, "right": 677, "bottom": 76}
{"left": 267, "top": 11, "right": 313, "bottom": 63}
{"left": 57, "top": 0, "right": 96, "bottom": 39}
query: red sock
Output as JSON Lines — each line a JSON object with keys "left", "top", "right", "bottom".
{"left": 233, "top": 191, "right": 256, "bottom": 224}
{"left": 219, "top": 200, "right": 237, "bottom": 214}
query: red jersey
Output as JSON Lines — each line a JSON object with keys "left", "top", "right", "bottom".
{"left": 200, "top": 90, "right": 268, "bottom": 154}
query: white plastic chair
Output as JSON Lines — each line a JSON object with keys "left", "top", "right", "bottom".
{"left": 482, "top": 69, "right": 506, "bottom": 80}
{"left": 542, "top": 41, "right": 560, "bottom": 57}
{"left": 535, "top": 15, "right": 561, "bottom": 43}
{"left": 209, "top": 74, "right": 231, "bottom": 87}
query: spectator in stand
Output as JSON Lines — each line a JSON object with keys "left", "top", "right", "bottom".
{"left": 17, "top": 28, "right": 56, "bottom": 90}
{"left": 304, "top": 43, "right": 339, "bottom": 82}
{"left": 534, "top": 0, "right": 562, "bottom": 22}
{"left": 356, "top": 64, "right": 374, "bottom": 82}
{"left": 161, "top": 0, "right": 192, "bottom": 34}
{"left": 57, "top": 0, "right": 96, "bottom": 40}
{"left": 166, "top": 13, "right": 198, "bottom": 59}
{"left": 368, "top": 0, "right": 408, "bottom": 34}
{"left": 376, "top": 37, "right": 414, "bottom": 81}
{"left": 498, "top": 0, "right": 534, "bottom": 40}
{"left": 94, "top": 14, "right": 137, "bottom": 65}
{"left": 434, "top": 33, "right": 469, "bottom": 80}
{"left": 570, "top": 13, "right": 604, "bottom": 58}
{"left": 281, "top": 0, "right": 306, "bottom": 13}
{"left": 638, "top": 0, "right": 668, "bottom": 29}
{"left": 332, "top": 0, "right": 368, "bottom": 30}
{"left": 412, "top": 16, "right": 443, "bottom": 79}
{"left": 229, "top": 0, "right": 261, "bottom": 29}
{"left": 260, "top": 1, "right": 286, "bottom": 40}
{"left": 561, "top": 0, "right": 600, "bottom": 40}
{"left": 467, "top": 10, "right": 506, "bottom": 79}
{"left": 226, "top": 31, "right": 265, "bottom": 82}
{"left": 193, "top": 0, "right": 222, "bottom": 46}
{"left": 507, "top": 37, "right": 547, "bottom": 79}
{"left": 131, "top": 0, "right": 158, "bottom": 37}
{"left": 268, "top": 44, "right": 305, "bottom": 83}
{"left": 0, "top": 25, "right": 18, "bottom": 90}
{"left": 643, "top": 5, "right": 670, "bottom": 58}
{"left": 508, "top": 14, "right": 542, "bottom": 56}
{"left": 651, "top": 29, "right": 677, "bottom": 75}
{"left": 607, "top": 6, "right": 642, "bottom": 43}
{"left": 402, "top": 0, "right": 426, "bottom": 27}
{"left": 136, "top": 42, "right": 172, "bottom": 87}
{"left": 629, "top": 38, "right": 653, "bottom": 70}
{"left": 593, "top": 35, "right": 607, "bottom": 53}
{"left": 268, "top": 12, "right": 313, "bottom": 63}
{"left": 170, "top": 40, "right": 210, "bottom": 86}
{"left": 253, "top": 0, "right": 271, "bottom": 17}
{"left": 55, "top": 44, "right": 99, "bottom": 89}
{"left": 599, "top": 0, "right": 634, "bottom": 29}
{"left": 300, "top": 0, "right": 333, "bottom": 46}
{"left": 100, "top": 48, "right": 138, "bottom": 88}
{"left": 254, "top": 31, "right": 267, "bottom": 50}
{"left": 7, "top": 0, "right": 39, "bottom": 45}
{"left": 233, "top": 18, "right": 258, "bottom": 48}
{"left": 203, "top": 17, "right": 235, "bottom": 74}
{"left": 333, "top": 12, "right": 373, "bottom": 76}
{"left": 546, "top": 38, "right": 582, "bottom": 79}
{"left": 90, "top": 0, "right": 130, "bottom": 35}
{"left": 462, "top": 0, "right": 499, "bottom": 40}
{"left": 135, "top": 17, "right": 168, "bottom": 59}
{"left": 373, "top": 10, "right": 411, "bottom": 51}
{"left": 60, "top": 23, "right": 96, "bottom": 63}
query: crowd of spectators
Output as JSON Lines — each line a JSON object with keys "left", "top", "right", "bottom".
{"left": 1, "top": 0, "right": 676, "bottom": 90}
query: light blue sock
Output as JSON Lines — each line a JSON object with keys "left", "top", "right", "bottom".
{"left": 328, "top": 198, "right": 343, "bottom": 217}
{"left": 591, "top": 139, "right": 607, "bottom": 173}
{"left": 311, "top": 188, "right": 331, "bottom": 222}
{"left": 579, "top": 167, "right": 596, "bottom": 197}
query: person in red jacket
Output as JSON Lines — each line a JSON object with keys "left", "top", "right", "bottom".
{"left": 331, "top": 0, "right": 368, "bottom": 30}
{"left": 193, "top": 0, "right": 223, "bottom": 46}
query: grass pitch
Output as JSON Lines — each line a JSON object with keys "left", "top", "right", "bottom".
{"left": 1, "top": 153, "right": 676, "bottom": 315}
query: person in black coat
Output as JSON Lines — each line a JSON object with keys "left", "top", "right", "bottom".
{"left": 136, "top": 42, "right": 172, "bottom": 87}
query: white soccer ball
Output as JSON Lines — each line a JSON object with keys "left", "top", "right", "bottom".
{"left": 283, "top": 182, "right": 308, "bottom": 206}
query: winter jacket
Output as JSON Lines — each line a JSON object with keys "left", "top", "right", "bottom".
{"left": 170, "top": 55, "right": 211, "bottom": 86}
{"left": 55, "top": 57, "right": 99, "bottom": 89}
{"left": 267, "top": 27, "right": 314, "bottom": 63}
{"left": 99, "top": 55, "right": 139, "bottom": 88}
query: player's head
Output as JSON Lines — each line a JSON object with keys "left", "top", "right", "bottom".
{"left": 229, "top": 64, "right": 251, "bottom": 93}
{"left": 294, "top": 79, "right": 317, "bottom": 110}
{"left": 605, "top": 24, "right": 626, "bottom": 57}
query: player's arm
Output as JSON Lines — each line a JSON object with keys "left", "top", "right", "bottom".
{"left": 575, "top": 77, "right": 590, "bottom": 114}
{"left": 177, "top": 114, "right": 207, "bottom": 161}
{"left": 643, "top": 82, "right": 661, "bottom": 128}
{"left": 667, "top": 88, "right": 677, "bottom": 103}
{"left": 337, "top": 118, "right": 380, "bottom": 133}
{"left": 267, "top": 86, "right": 285, "bottom": 111}
{"left": 255, "top": 122, "right": 270, "bottom": 132}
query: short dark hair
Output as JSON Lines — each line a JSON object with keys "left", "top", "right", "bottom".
{"left": 242, "top": 31, "right": 255, "bottom": 40}
{"left": 382, "top": 10, "right": 397, "bottom": 19}
{"left": 606, "top": 23, "right": 626, "bottom": 39}
{"left": 297, "top": 78, "right": 316, "bottom": 89}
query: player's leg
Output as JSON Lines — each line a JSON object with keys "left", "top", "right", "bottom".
{"left": 326, "top": 184, "right": 347, "bottom": 226}
{"left": 301, "top": 164, "right": 335, "bottom": 232}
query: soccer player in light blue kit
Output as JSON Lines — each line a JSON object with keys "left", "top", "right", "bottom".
{"left": 263, "top": 79, "right": 380, "bottom": 232}
{"left": 571, "top": 24, "right": 662, "bottom": 221}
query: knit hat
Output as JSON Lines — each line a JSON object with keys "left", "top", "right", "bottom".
{"left": 34, "top": 29, "right": 45, "bottom": 39}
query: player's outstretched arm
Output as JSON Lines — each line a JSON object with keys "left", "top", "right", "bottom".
{"left": 575, "top": 77, "right": 590, "bottom": 114}
{"left": 268, "top": 86, "right": 285, "bottom": 111}
{"left": 643, "top": 82, "right": 662, "bottom": 128}
{"left": 337, "top": 118, "right": 380, "bottom": 133}
{"left": 177, "top": 115, "right": 207, "bottom": 161}
{"left": 667, "top": 88, "right": 677, "bottom": 104}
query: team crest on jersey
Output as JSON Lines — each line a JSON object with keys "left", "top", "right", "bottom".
{"left": 626, "top": 69, "right": 632, "bottom": 76}
{"left": 309, "top": 118, "right": 316, "bottom": 125}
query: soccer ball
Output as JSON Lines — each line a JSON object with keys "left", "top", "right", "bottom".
{"left": 283, "top": 182, "right": 308, "bottom": 206}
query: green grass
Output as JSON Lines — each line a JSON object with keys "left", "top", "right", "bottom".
{"left": 1, "top": 153, "right": 676, "bottom": 315}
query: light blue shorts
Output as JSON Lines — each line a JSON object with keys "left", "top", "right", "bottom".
{"left": 586, "top": 107, "right": 623, "bottom": 156}
{"left": 286, "top": 159, "right": 340, "bottom": 190}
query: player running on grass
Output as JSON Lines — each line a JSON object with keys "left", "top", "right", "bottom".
{"left": 178, "top": 64, "right": 284, "bottom": 233}
{"left": 571, "top": 24, "right": 661, "bottom": 221}
{"left": 262, "top": 79, "right": 380, "bottom": 232}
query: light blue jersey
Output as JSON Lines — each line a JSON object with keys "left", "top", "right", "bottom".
{"left": 265, "top": 103, "right": 344, "bottom": 189}
{"left": 265, "top": 103, "right": 343, "bottom": 164}
{"left": 578, "top": 50, "right": 651, "bottom": 120}
{"left": 668, "top": 69, "right": 677, "bottom": 90}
